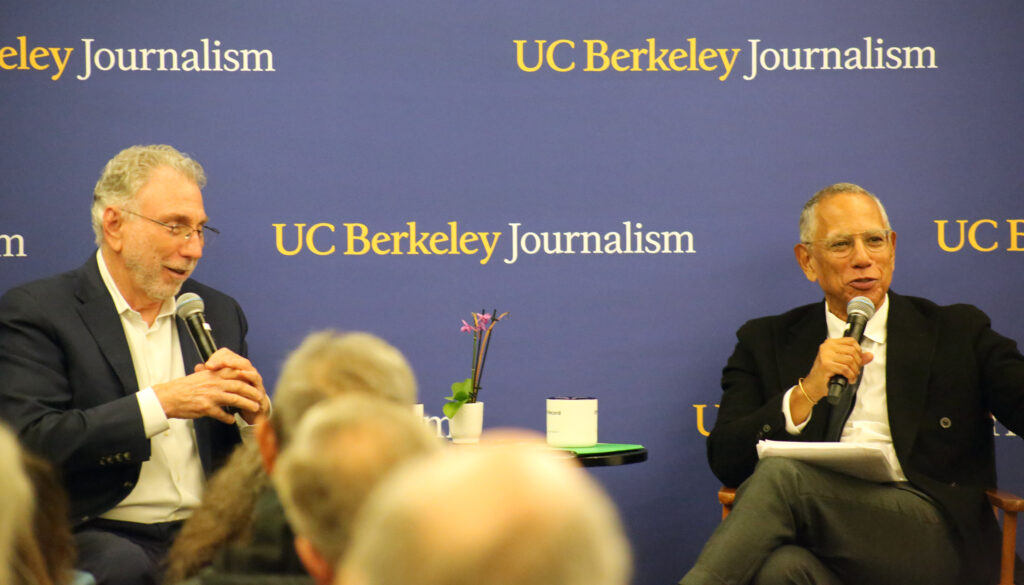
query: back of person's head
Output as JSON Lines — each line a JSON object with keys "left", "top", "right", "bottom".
{"left": 337, "top": 442, "right": 633, "bottom": 585}
{"left": 21, "top": 450, "right": 75, "bottom": 585}
{"left": 275, "top": 394, "right": 440, "bottom": 583}
{"left": 270, "top": 330, "right": 418, "bottom": 447}
{"left": 0, "top": 423, "right": 53, "bottom": 585}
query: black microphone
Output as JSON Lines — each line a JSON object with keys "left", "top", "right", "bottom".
{"left": 175, "top": 292, "right": 218, "bottom": 361}
{"left": 176, "top": 292, "right": 240, "bottom": 415}
{"left": 826, "top": 296, "right": 877, "bottom": 404}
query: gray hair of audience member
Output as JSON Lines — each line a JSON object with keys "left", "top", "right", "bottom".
{"left": 274, "top": 394, "right": 440, "bottom": 567}
{"left": 798, "top": 182, "right": 892, "bottom": 244}
{"left": 337, "top": 443, "right": 633, "bottom": 585}
{"left": 270, "top": 330, "right": 418, "bottom": 447}
{"left": 91, "top": 144, "right": 207, "bottom": 246}
{"left": 0, "top": 424, "right": 35, "bottom": 585}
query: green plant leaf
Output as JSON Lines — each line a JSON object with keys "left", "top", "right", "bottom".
{"left": 442, "top": 400, "right": 464, "bottom": 419}
{"left": 451, "top": 378, "right": 473, "bottom": 395}
{"left": 443, "top": 377, "right": 473, "bottom": 419}
{"left": 445, "top": 379, "right": 472, "bottom": 402}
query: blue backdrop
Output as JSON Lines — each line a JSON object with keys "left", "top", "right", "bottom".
{"left": 2, "top": 2, "right": 1023, "bottom": 583}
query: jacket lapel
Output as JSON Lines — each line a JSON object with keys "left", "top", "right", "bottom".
{"left": 884, "top": 292, "right": 937, "bottom": 459}
{"left": 73, "top": 257, "right": 139, "bottom": 396}
{"left": 779, "top": 302, "right": 828, "bottom": 386}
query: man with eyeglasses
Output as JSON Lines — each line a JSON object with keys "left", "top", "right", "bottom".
{"left": 0, "top": 144, "right": 270, "bottom": 585}
{"left": 680, "top": 183, "right": 1024, "bottom": 585}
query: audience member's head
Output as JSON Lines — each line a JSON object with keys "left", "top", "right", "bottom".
{"left": 0, "top": 423, "right": 57, "bottom": 585}
{"left": 256, "top": 330, "right": 418, "bottom": 474}
{"left": 165, "top": 330, "right": 420, "bottom": 583}
{"left": 336, "top": 441, "right": 633, "bottom": 585}
{"left": 275, "top": 394, "right": 440, "bottom": 585}
{"left": 21, "top": 450, "right": 77, "bottom": 585}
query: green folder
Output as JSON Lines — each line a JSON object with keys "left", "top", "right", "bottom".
{"left": 558, "top": 443, "right": 645, "bottom": 455}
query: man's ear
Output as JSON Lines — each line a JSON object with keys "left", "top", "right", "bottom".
{"left": 889, "top": 230, "right": 897, "bottom": 265}
{"left": 794, "top": 243, "right": 817, "bottom": 283}
{"left": 294, "top": 535, "right": 333, "bottom": 585}
{"left": 254, "top": 422, "right": 278, "bottom": 475}
{"left": 102, "top": 206, "right": 126, "bottom": 252}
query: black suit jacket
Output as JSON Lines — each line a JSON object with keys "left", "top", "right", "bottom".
{"left": 0, "top": 256, "right": 245, "bottom": 524}
{"left": 708, "top": 292, "right": 1024, "bottom": 584}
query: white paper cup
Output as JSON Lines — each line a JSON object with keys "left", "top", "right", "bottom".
{"left": 546, "top": 397, "right": 598, "bottom": 447}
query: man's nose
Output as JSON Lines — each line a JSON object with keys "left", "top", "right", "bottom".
{"left": 849, "top": 237, "right": 872, "bottom": 265}
{"left": 179, "top": 234, "right": 204, "bottom": 259}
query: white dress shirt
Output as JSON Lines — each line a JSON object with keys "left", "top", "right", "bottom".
{"left": 782, "top": 294, "right": 906, "bottom": 480}
{"left": 96, "top": 250, "right": 205, "bottom": 523}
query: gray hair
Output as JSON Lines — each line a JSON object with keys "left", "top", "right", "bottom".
{"left": 799, "top": 182, "right": 891, "bottom": 243}
{"left": 270, "top": 330, "right": 418, "bottom": 447}
{"left": 91, "top": 145, "right": 207, "bottom": 246}
{"left": 339, "top": 443, "right": 633, "bottom": 585}
{"left": 274, "top": 394, "right": 440, "bottom": 565}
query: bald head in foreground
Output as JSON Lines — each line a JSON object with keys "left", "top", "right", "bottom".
{"left": 337, "top": 441, "right": 632, "bottom": 585}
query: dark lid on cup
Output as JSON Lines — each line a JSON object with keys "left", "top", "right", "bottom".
{"left": 548, "top": 396, "right": 596, "bottom": 400}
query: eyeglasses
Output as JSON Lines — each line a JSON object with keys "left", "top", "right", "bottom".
{"left": 804, "top": 229, "right": 891, "bottom": 258}
{"left": 123, "top": 209, "right": 219, "bottom": 244}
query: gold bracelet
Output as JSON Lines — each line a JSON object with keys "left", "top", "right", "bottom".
{"left": 797, "top": 377, "right": 817, "bottom": 405}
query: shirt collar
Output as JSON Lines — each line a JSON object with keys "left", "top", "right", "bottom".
{"left": 96, "top": 249, "right": 176, "bottom": 320}
{"left": 825, "top": 293, "right": 889, "bottom": 344}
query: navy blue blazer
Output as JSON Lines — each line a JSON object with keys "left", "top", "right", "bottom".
{"left": 708, "top": 292, "right": 1024, "bottom": 584}
{"left": 0, "top": 256, "right": 245, "bottom": 524}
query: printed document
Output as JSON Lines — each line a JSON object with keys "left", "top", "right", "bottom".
{"left": 756, "top": 440, "right": 906, "bottom": 483}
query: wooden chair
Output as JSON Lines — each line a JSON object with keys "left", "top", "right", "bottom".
{"left": 718, "top": 486, "right": 1024, "bottom": 585}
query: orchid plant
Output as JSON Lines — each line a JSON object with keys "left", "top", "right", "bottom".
{"left": 443, "top": 309, "right": 510, "bottom": 418}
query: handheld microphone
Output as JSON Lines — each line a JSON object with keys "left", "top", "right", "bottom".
{"left": 826, "top": 296, "right": 876, "bottom": 404}
{"left": 175, "top": 293, "right": 218, "bottom": 361}
{"left": 176, "top": 292, "right": 240, "bottom": 415}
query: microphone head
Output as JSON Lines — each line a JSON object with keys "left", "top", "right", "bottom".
{"left": 846, "top": 296, "right": 876, "bottom": 321}
{"left": 175, "top": 292, "right": 205, "bottom": 319}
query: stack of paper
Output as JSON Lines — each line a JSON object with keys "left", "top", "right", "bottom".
{"left": 756, "top": 440, "right": 906, "bottom": 483}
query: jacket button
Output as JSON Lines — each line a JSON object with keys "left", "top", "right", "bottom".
{"left": 762, "top": 424, "right": 772, "bottom": 433}
{"left": 939, "top": 417, "right": 952, "bottom": 429}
